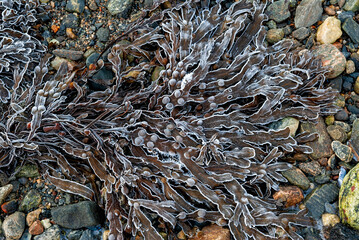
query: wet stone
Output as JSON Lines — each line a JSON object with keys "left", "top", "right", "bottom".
{"left": 61, "top": 14, "right": 79, "bottom": 28}
{"left": 300, "top": 117, "right": 333, "bottom": 159}
{"left": 15, "top": 164, "right": 39, "bottom": 178}
{"left": 342, "top": 18, "right": 359, "bottom": 44}
{"left": 282, "top": 167, "right": 310, "bottom": 190}
{"left": 19, "top": 189, "right": 42, "bottom": 213}
{"left": 66, "top": 0, "right": 85, "bottom": 13}
{"left": 266, "top": 28, "right": 284, "bottom": 44}
{"left": 292, "top": 27, "right": 310, "bottom": 41}
{"left": 313, "top": 44, "right": 346, "bottom": 79}
{"left": 304, "top": 183, "right": 339, "bottom": 219}
{"left": 29, "top": 220, "right": 44, "bottom": 236}
{"left": 107, "top": 0, "right": 134, "bottom": 16}
{"left": 33, "top": 225, "right": 61, "bottom": 240}
{"left": 294, "top": 0, "right": 322, "bottom": 28}
{"left": 273, "top": 186, "right": 304, "bottom": 208}
{"left": 332, "top": 141, "right": 353, "bottom": 162}
{"left": 327, "top": 125, "right": 347, "bottom": 142}
{"left": 86, "top": 52, "right": 100, "bottom": 67}
{"left": 3, "top": 212, "right": 25, "bottom": 240}
{"left": 299, "top": 161, "right": 323, "bottom": 176}
{"left": 53, "top": 49, "right": 83, "bottom": 61}
{"left": 0, "top": 184, "right": 13, "bottom": 205}
{"left": 265, "top": 0, "right": 290, "bottom": 23}
{"left": 344, "top": 0, "right": 359, "bottom": 11}
{"left": 51, "top": 201, "right": 104, "bottom": 229}
{"left": 26, "top": 208, "right": 42, "bottom": 227}
{"left": 2, "top": 200, "right": 19, "bottom": 215}
{"left": 329, "top": 223, "right": 359, "bottom": 240}
{"left": 96, "top": 27, "right": 110, "bottom": 42}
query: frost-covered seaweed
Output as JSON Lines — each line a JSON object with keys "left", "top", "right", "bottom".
{"left": 0, "top": 0, "right": 338, "bottom": 240}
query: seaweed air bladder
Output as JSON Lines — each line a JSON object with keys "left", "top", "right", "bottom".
{"left": 0, "top": 0, "right": 338, "bottom": 239}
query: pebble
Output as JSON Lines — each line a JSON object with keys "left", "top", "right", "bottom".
{"left": 332, "top": 141, "right": 353, "bottom": 162}
{"left": 329, "top": 223, "right": 359, "bottom": 239}
{"left": 107, "top": 0, "right": 134, "bottom": 16}
{"left": 66, "top": 0, "right": 85, "bottom": 13}
{"left": 313, "top": 44, "right": 346, "bottom": 79}
{"left": 0, "top": 184, "right": 13, "bottom": 205}
{"left": 2, "top": 200, "right": 19, "bottom": 215}
{"left": 325, "top": 115, "right": 335, "bottom": 125}
{"left": 66, "top": 28, "right": 76, "bottom": 39}
{"left": 343, "top": 0, "right": 359, "bottom": 11}
{"left": 269, "top": 117, "right": 299, "bottom": 137}
{"left": 298, "top": 161, "right": 323, "bottom": 176}
{"left": 327, "top": 125, "right": 347, "bottom": 142}
{"left": 96, "top": 27, "right": 110, "bottom": 42}
{"left": 3, "top": 212, "right": 26, "bottom": 240}
{"left": 300, "top": 117, "right": 333, "bottom": 159}
{"left": 304, "top": 183, "right": 339, "bottom": 219}
{"left": 282, "top": 167, "right": 311, "bottom": 190}
{"left": 354, "top": 77, "right": 359, "bottom": 94}
{"left": 33, "top": 225, "right": 61, "bottom": 240}
{"left": 50, "top": 56, "right": 74, "bottom": 71}
{"left": 292, "top": 27, "right": 310, "bottom": 41}
{"left": 337, "top": 11, "right": 355, "bottom": 22}
{"left": 61, "top": 14, "right": 79, "bottom": 28}
{"left": 346, "top": 60, "right": 356, "bottom": 74}
{"left": 19, "top": 189, "right": 42, "bottom": 213}
{"left": 294, "top": 0, "right": 322, "bottom": 28}
{"left": 265, "top": 0, "right": 290, "bottom": 23}
{"left": 266, "top": 28, "right": 284, "bottom": 44}
{"left": 342, "top": 18, "right": 359, "bottom": 44}
{"left": 79, "top": 229, "right": 93, "bottom": 240}
{"left": 53, "top": 49, "right": 83, "bottom": 61}
{"left": 15, "top": 164, "right": 39, "bottom": 178}
{"left": 40, "top": 219, "right": 51, "bottom": 229}
{"left": 322, "top": 213, "right": 340, "bottom": 227}
{"left": 272, "top": 186, "right": 304, "bottom": 208}
{"left": 330, "top": 76, "right": 343, "bottom": 92}
{"left": 67, "top": 230, "right": 83, "bottom": 240}
{"left": 335, "top": 109, "right": 349, "bottom": 121}
{"left": 334, "top": 121, "right": 351, "bottom": 132}
{"left": 316, "top": 17, "right": 342, "bottom": 44}
{"left": 51, "top": 201, "right": 104, "bottom": 229}
{"left": 26, "top": 208, "right": 42, "bottom": 227}
{"left": 324, "top": 6, "right": 336, "bottom": 15}
{"left": 29, "top": 220, "right": 44, "bottom": 236}
{"left": 191, "top": 224, "right": 230, "bottom": 240}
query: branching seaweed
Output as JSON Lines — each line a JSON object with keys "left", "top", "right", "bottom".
{"left": 0, "top": 0, "right": 338, "bottom": 240}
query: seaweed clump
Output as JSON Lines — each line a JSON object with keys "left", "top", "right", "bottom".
{"left": 0, "top": 0, "right": 338, "bottom": 239}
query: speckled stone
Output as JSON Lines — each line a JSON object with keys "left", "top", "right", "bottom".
{"left": 294, "top": 0, "right": 322, "bottom": 28}
{"left": 313, "top": 44, "right": 346, "bottom": 79}
{"left": 107, "top": 0, "right": 134, "bottom": 16}
{"left": 265, "top": 0, "right": 290, "bottom": 23}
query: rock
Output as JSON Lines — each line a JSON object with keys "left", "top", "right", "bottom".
{"left": 335, "top": 109, "right": 349, "bottom": 121}
{"left": 40, "top": 219, "right": 51, "bottom": 229}
{"left": 19, "top": 229, "right": 31, "bottom": 240}
{"left": 292, "top": 27, "right": 310, "bottom": 41}
{"left": 66, "top": 0, "right": 85, "bottom": 13}
{"left": 86, "top": 52, "right": 100, "bottom": 67}
{"left": 2, "top": 200, "right": 18, "bottom": 214}
{"left": 322, "top": 213, "right": 340, "bottom": 227}
{"left": 88, "top": 0, "right": 97, "bottom": 10}
{"left": 50, "top": 56, "right": 74, "bottom": 71}
{"left": 325, "top": 115, "right": 335, "bottom": 126}
{"left": 190, "top": 224, "right": 230, "bottom": 240}
{"left": 269, "top": 117, "right": 299, "bottom": 137}
{"left": 53, "top": 49, "right": 83, "bottom": 61}
{"left": 329, "top": 223, "right": 359, "bottom": 240}
{"left": 266, "top": 20, "right": 277, "bottom": 29}
{"left": 346, "top": 60, "right": 356, "bottom": 74}
{"left": 313, "top": 44, "right": 346, "bottom": 79}
{"left": 19, "top": 189, "right": 42, "bottom": 213}
{"left": 332, "top": 141, "right": 353, "bottom": 162}
{"left": 298, "top": 161, "right": 323, "bottom": 176}
{"left": 33, "top": 225, "right": 61, "bottom": 240}
{"left": 339, "top": 163, "right": 359, "bottom": 229}
{"left": 26, "top": 208, "right": 42, "bottom": 227}
{"left": 29, "top": 220, "right": 44, "bottom": 236}
{"left": 342, "top": 18, "right": 359, "bottom": 44}
{"left": 299, "top": 117, "right": 333, "bottom": 159}
{"left": 273, "top": 186, "right": 304, "bottom": 208}
{"left": 315, "top": 171, "right": 331, "bottom": 184}
{"left": 67, "top": 230, "right": 83, "bottom": 240}
{"left": 334, "top": 121, "right": 351, "bottom": 132}
{"left": 338, "top": 11, "right": 355, "bottom": 22}
{"left": 265, "top": 0, "right": 290, "bottom": 23}
{"left": 327, "top": 125, "right": 347, "bottom": 142}
{"left": 354, "top": 77, "right": 359, "bottom": 94}
{"left": 266, "top": 28, "right": 284, "bottom": 44}
{"left": 316, "top": 17, "right": 342, "bottom": 44}
{"left": 294, "top": 0, "right": 322, "bottom": 28}
{"left": 324, "top": 6, "right": 336, "bottom": 15}
{"left": 51, "top": 201, "right": 104, "bottom": 229}
{"left": 79, "top": 229, "right": 93, "bottom": 240}
{"left": 0, "top": 184, "right": 12, "bottom": 205}
{"left": 61, "top": 14, "right": 79, "bottom": 28}
{"left": 344, "top": 0, "right": 359, "bottom": 11}
{"left": 350, "top": 119, "right": 359, "bottom": 150}
{"left": 96, "top": 27, "right": 109, "bottom": 42}
{"left": 107, "top": 0, "right": 134, "bottom": 16}
{"left": 304, "top": 183, "right": 339, "bottom": 219}
{"left": 282, "top": 167, "right": 311, "bottom": 190}
{"left": 15, "top": 164, "right": 39, "bottom": 178}
{"left": 3, "top": 212, "right": 26, "bottom": 240}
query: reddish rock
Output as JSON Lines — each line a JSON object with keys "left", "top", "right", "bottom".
{"left": 26, "top": 208, "right": 42, "bottom": 227}
{"left": 273, "top": 186, "right": 304, "bottom": 208}
{"left": 190, "top": 225, "right": 230, "bottom": 240}
{"left": 29, "top": 220, "right": 44, "bottom": 235}
{"left": 313, "top": 44, "right": 346, "bottom": 79}
{"left": 1, "top": 200, "right": 18, "bottom": 214}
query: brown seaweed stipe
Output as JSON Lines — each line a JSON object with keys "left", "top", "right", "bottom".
{"left": 0, "top": 0, "right": 339, "bottom": 239}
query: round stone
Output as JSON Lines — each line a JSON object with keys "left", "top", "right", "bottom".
{"left": 313, "top": 44, "right": 346, "bottom": 79}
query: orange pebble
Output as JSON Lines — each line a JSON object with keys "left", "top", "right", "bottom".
{"left": 51, "top": 25, "right": 60, "bottom": 33}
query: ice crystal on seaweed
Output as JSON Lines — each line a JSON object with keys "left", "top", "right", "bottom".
{"left": 0, "top": 0, "right": 339, "bottom": 239}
